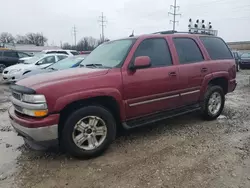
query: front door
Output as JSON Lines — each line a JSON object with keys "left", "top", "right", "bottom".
{"left": 122, "top": 38, "right": 181, "bottom": 119}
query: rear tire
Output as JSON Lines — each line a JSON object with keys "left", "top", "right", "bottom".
{"left": 201, "top": 85, "right": 225, "bottom": 120}
{"left": 61, "top": 105, "right": 116, "bottom": 158}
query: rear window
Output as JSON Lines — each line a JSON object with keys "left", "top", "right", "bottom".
{"left": 3, "top": 51, "right": 18, "bottom": 58}
{"left": 200, "top": 37, "right": 233, "bottom": 60}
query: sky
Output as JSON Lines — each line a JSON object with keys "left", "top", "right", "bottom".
{"left": 0, "top": 0, "right": 249, "bottom": 46}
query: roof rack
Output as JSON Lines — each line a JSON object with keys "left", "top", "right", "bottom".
{"left": 152, "top": 29, "right": 218, "bottom": 36}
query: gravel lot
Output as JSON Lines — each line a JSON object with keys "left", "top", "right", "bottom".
{"left": 0, "top": 71, "right": 250, "bottom": 188}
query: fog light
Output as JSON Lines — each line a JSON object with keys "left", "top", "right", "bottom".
{"left": 22, "top": 109, "right": 48, "bottom": 117}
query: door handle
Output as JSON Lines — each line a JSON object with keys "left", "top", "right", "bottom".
{"left": 201, "top": 68, "right": 208, "bottom": 73}
{"left": 169, "top": 72, "right": 177, "bottom": 77}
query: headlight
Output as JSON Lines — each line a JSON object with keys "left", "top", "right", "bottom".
{"left": 22, "top": 94, "right": 46, "bottom": 103}
{"left": 9, "top": 69, "right": 21, "bottom": 73}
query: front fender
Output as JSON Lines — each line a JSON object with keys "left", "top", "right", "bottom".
{"left": 53, "top": 88, "right": 126, "bottom": 120}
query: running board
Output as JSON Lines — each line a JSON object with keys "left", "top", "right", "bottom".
{"left": 122, "top": 104, "right": 201, "bottom": 129}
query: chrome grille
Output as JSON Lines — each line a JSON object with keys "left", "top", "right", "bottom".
{"left": 13, "top": 104, "right": 23, "bottom": 114}
{"left": 12, "top": 92, "right": 22, "bottom": 101}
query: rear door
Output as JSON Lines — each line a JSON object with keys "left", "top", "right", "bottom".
{"left": 172, "top": 37, "right": 209, "bottom": 106}
{"left": 122, "top": 37, "right": 181, "bottom": 119}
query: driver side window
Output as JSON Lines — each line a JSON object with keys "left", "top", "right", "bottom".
{"left": 37, "top": 56, "right": 56, "bottom": 65}
{"left": 133, "top": 38, "right": 172, "bottom": 68}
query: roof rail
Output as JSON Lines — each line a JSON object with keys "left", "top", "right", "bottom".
{"left": 152, "top": 29, "right": 217, "bottom": 36}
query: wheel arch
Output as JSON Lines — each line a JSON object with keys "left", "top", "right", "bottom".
{"left": 58, "top": 95, "right": 123, "bottom": 137}
{"left": 200, "top": 72, "right": 229, "bottom": 100}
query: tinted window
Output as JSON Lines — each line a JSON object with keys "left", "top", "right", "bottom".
{"left": 56, "top": 51, "right": 68, "bottom": 55}
{"left": 173, "top": 38, "right": 204, "bottom": 64}
{"left": 134, "top": 38, "right": 172, "bottom": 67}
{"left": 3, "top": 51, "right": 18, "bottom": 58}
{"left": 200, "top": 37, "right": 233, "bottom": 60}
{"left": 46, "top": 51, "right": 57, "bottom": 54}
{"left": 57, "top": 55, "right": 68, "bottom": 61}
{"left": 18, "top": 52, "right": 30, "bottom": 58}
{"left": 70, "top": 51, "right": 79, "bottom": 55}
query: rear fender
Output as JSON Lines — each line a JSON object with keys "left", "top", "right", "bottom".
{"left": 199, "top": 71, "right": 229, "bottom": 101}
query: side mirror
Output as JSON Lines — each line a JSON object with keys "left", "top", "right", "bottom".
{"left": 130, "top": 56, "right": 151, "bottom": 70}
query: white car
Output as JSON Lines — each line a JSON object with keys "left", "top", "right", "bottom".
{"left": 42, "top": 49, "right": 79, "bottom": 56}
{"left": 2, "top": 53, "right": 68, "bottom": 82}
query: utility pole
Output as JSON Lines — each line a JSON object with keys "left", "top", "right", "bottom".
{"left": 72, "top": 25, "right": 77, "bottom": 47}
{"left": 98, "top": 12, "right": 107, "bottom": 42}
{"left": 168, "top": 0, "right": 181, "bottom": 31}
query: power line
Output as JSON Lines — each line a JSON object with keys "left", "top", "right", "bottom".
{"left": 98, "top": 12, "right": 107, "bottom": 42}
{"left": 168, "top": 0, "right": 181, "bottom": 31}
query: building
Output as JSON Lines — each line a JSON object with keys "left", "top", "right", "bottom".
{"left": 2, "top": 43, "right": 62, "bottom": 55}
{"left": 227, "top": 41, "right": 250, "bottom": 53}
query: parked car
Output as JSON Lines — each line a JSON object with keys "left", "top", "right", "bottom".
{"left": 2, "top": 53, "right": 68, "bottom": 82}
{"left": 20, "top": 55, "right": 88, "bottom": 80}
{"left": 42, "top": 49, "right": 79, "bottom": 56}
{"left": 0, "top": 49, "right": 31, "bottom": 73}
{"left": 232, "top": 51, "right": 241, "bottom": 71}
{"left": 239, "top": 53, "right": 250, "bottom": 69}
{"left": 9, "top": 32, "right": 236, "bottom": 158}
{"left": 79, "top": 51, "right": 92, "bottom": 55}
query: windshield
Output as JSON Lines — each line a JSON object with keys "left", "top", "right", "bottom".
{"left": 241, "top": 53, "right": 250, "bottom": 59}
{"left": 23, "top": 54, "right": 45, "bottom": 64}
{"left": 81, "top": 39, "right": 135, "bottom": 68}
{"left": 47, "top": 56, "right": 86, "bottom": 70}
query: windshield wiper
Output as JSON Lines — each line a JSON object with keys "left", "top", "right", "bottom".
{"left": 85, "top": 63, "right": 111, "bottom": 69}
{"left": 47, "top": 67, "right": 57, "bottom": 70}
{"left": 85, "top": 63, "right": 103, "bottom": 68}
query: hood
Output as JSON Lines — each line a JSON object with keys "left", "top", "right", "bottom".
{"left": 4, "top": 63, "right": 34, "bottom": 71}
{"left": 19, "top": 68, "right": 53, "bottom": 80}
{"left": 17, "top": 67, "right": 109, "bottom": 88}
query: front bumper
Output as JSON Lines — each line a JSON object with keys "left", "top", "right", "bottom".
{"left": 2, "top": 72, "right": 22, "bottom": 82}
{"left": 8, "top": 106, "right": 59, "bottom": 142}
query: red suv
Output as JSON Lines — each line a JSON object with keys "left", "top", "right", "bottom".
{"left": 9, "top": 32, "right": 237, "bottom": 158}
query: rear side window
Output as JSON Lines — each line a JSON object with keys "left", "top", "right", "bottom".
{"left": 3, "top": 51, "right": 18, "bottom": 58}
{"left": 173, "top": 38, "right": 204, "bottom": 64}
{"left": 46, "top": 51, "right": 57, "bottom": 54}
{"left": 57, "top": 55, "right": 68, "bottom": 61}
{"left": 200, "top": 37, "right": 233, "bottom": 60}
{"left": 134, "top": 38, "right": 172, "bottom": 67}
{"left": 57, "top": 51, "right": 68, "bottom": 55}
{"left": 70, "top": 51, "right": 79, "bottom": 55}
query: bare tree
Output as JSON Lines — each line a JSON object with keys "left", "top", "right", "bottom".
{"left": 77, "top": 37, "right": 99, "bottom": 51}
{"left": 0, "top": 32, "right": 15, "bottom": 44}
{"left": 16, "top": 35, "right": 28, "bottom": 44}
{"left": 62, "top": 43, "right": 72, "bottom": 50}
{"left": 25, "top": 33, "right": 48, "bottom": 46}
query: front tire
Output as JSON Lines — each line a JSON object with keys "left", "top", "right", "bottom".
{"left": 201, "top": 85, "right": 225, "bottom": 120}
{"left": 61, "top": 105, "right": 116, "bottom": 158}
